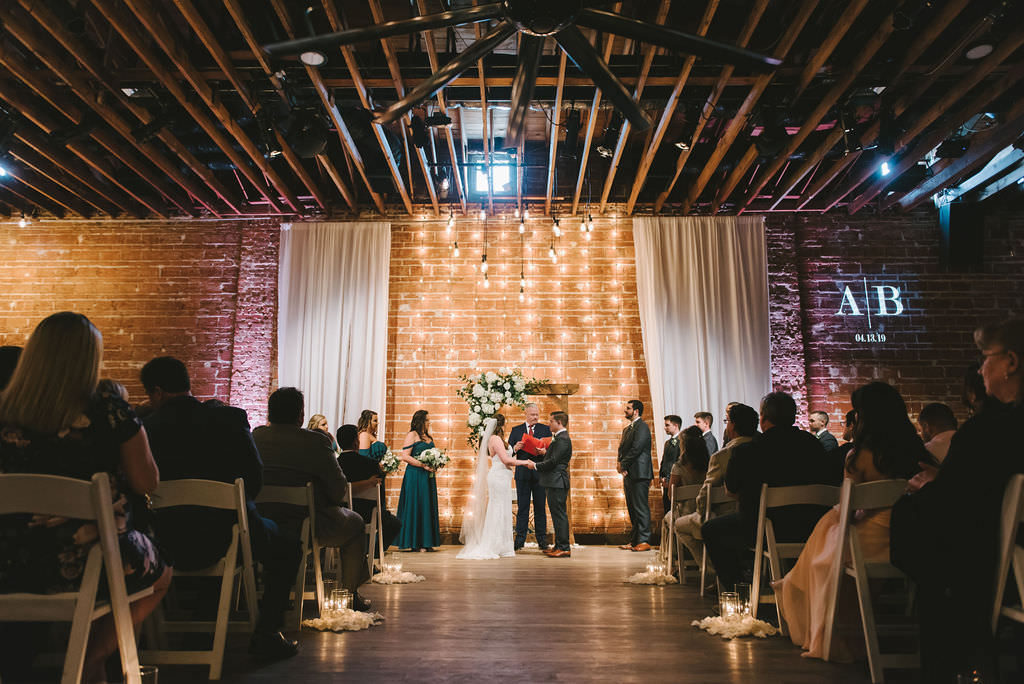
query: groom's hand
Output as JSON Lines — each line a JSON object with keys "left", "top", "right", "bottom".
{"left": 526, "top": 460, "right": 537, "bottom": 470}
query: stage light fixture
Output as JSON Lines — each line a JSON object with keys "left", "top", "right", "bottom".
{"left": 561, "top": 109, "right": 582, "bottom": 160}
{"left": 0, "top": 164, "right": 6, "bottom": 177}
{"left": 880, "top": 161, "right": 891, "bottom": 176}
{"left": 300, "top": 51, "right": 327, "bottom": 66}
{"left": 424, "top": 112, "right": 453, "bottom": 127}
{"left": 674, "top": 139, "right": 691, "bottom": 151}
{"left": 965, "top": 43, "right": 993, "bottom": 60}
{"left": 596, "top": 112, "right": 623, "bottom": 159}
{"left": 410, "top": 115, "right": 428, "bottom": 149}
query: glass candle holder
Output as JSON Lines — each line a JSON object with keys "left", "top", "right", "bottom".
{"left": 333, "top": 589, "right": 352, "bottom": 612}
{"left": 734, "top": 583, "right": 752, "bottom": 616}
{"left": 719, "top": 591, "right": 740, "bottom": 617}
{"left": 321, "top": 579, "right": 336, "bottom": 614}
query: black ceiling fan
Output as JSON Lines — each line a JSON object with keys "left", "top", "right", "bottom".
{"left": 263, "top": 0, "right": 781, "bottom": 149}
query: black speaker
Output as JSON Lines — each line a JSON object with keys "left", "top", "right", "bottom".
{"left": 938, "top": 201, "right": 985, "bottom": 270}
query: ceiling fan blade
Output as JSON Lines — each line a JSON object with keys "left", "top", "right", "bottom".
{"left": 377, "top": 21, "right": 517, "bottom": 126}
{"left": 505, "top": 34, "right": 545, "bottom": 150}
{"left": 555, "top": 25, "right": 651, "bottom": 131}
{"left": 576, "top": 9, "right": 782, "bottom": 71}
{"left": 263, "top": 2, "right": 504, "bottom": 58}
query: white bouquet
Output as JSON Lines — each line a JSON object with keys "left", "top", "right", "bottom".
{"left": 379, "top": 449, "right": 401, "bottom": 475}
{"left": 456, "top": 368, "right": 549, "bottom": 449}
{"left": 417, "top": 447, "right": 449, "bottom": 475}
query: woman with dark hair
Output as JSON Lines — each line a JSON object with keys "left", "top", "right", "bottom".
{"left": 893, "top": 318, "right": 1024, "bottom": 681}
{"left": 773, "top": 381, "right": 931, "bottom": 662}
{"left": 396, "top": 410, "right": 441, "bottom": 551}
{"left": 0, "top": 313, "right": 172, "bottom": 683}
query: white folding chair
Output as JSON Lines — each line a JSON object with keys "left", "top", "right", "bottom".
{"left": 665, "top": 484, "right": 701, "bottom": 581}
{"left": 821, "top": 478, "right": 916, "bottom": 683}
{"left": 699, "top": 486, "right": 736, "bottom": 597}
{"left": 142, "top": 478, "right": 257, "bottom": 680}
{"left": 255, "top": 483, "right": 320, "bottom": 631}
{"left": 992, "top": 473, "right": 1024, "bottom": 633}
{"left": 0, "top": 472, "right": 151, "bottom": 684}
{"left": 348, "top": 482, "right": 383, "bottom": 577}
{"left": 751, "top": 483, "right": 841, "bottom": 629}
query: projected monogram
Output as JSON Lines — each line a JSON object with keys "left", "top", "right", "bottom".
{"left": 836, "top": 278, "right": 908, "bottom": 343}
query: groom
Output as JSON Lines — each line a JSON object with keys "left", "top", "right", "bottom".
{"left": 509, "top": 403, "right": 552, "bottom": 550}
{"left": 526, "top": 411, "right": 572, "bottom": 558}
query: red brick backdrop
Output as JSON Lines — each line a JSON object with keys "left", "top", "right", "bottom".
{"left": 2, "top": 209, "right": 1021, "bottom": 536}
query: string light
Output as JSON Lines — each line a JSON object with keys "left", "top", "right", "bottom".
{"left": 18, "top": 213, "right": 28, "bottom": 228}
{"left": 481, "top": 254, "right": 488, "bottom": 273}
{"left": 446, "top": 208, "right": 454, "bottom": 233}
{"left": 552, "top": 217, "right": 561, "bottom": 237}
{"left": 479, "top": 207, "right": 486, "bottom": 221}
{"left": 453, "top": 241, "right": 460, "bottom": 257}
{"left": 518, "top": 215, "right": 525, "bottom": 234}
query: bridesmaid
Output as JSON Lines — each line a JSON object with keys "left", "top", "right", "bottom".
{"left": 356, "top": 409, "right": 387, "bottom": 461}
{"left": 396, "top": 410, "right": 441, "bottom": 551}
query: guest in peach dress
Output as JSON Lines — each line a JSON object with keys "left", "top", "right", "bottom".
{"left": 773, "top": 382, "right": 933, "bottom": 661}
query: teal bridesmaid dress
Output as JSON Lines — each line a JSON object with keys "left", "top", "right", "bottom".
{"left": 359, "top": 440, "right": 388, "bottom": 461}
{"left": 396, "top": 441, "right": 441, "bottom": 550}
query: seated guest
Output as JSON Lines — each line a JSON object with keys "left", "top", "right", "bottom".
{"left": 962, "top": 360, "right": 996, "bottom": 418}
{"left": 774, "top": 382, "right": 931, "bottom": 661}
{"left": 694, "top": 411, "right": 719, "bottom": 455}
{"left": 0, "top": 313, "right": 170, "bottom": 683}
{"left": 657, "top": 426, "right": 710, "bottom": 560}
{"left": 917, "top": 402, "right": 957, "bottom": 462}
{"left": 337, "top": 424, "right": 402, "bottom": 552}
{"left": 658, "top": 415, "right": 683, "bottom": 515}
{"left": 307, "top": 413, "right": 339, "bottom": 452}
{"left": 0, "top": 345, "right": 22, "bottom": 390}
{"left": 808, "top": 410, "right": 840, "bottom": 454}
{"left": 141, "top": 357, "right": 301, "bottom": 659}
{"left": 253, "top": 389, "right": 370, "bottom": 610}
{"left": 701, "top": 391, "right": 842, "bottom": 589}
{"left": 674, "top": 403, "right": 758, "bottom": 568}
{"left": 893, "top": 318, "right": 1024, "bottom": 681}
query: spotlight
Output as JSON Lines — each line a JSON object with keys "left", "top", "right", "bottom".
{"left": 425, "top": 112, "right": 452, "bottom": 127}
{"left": 596, "top": 112, "right": 623, "bottom": 159}
{"left": 0, "top": 164, "right": 6, "bottom": 177}
{"left": 880, "top": 161, "right": 891, "bottom": 176}
{"left": 936, "top": 136, "right": 970, "bottom": 159}
{"left": 286, "top": 109, "right": 328, "bottom": 158}
{"left": 300, "top": 51, "right": 327, "bottom": 67}
{"left": 965, "top": 43, "right": 993, "bottom": 60}
{"left": 410, "top": 115, "right": 428, "bottom": 149}
{"left": 673, "top": 140, "right": 690, "bottom": 151}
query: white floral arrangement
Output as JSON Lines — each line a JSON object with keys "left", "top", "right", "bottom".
{"left": 302, "top": 609, "right": 383, "bottom": 632}
{"left": 691, "top": 614, "right": 779, "bottom": 639}
{"left": 417, "top": 447, "right": 449, "bottom": 475}
{"left": 379, "top": 449, "right": 401, "bottom": 474}
{"left": 456, "top": 368, "right": 549, "bottom": 449}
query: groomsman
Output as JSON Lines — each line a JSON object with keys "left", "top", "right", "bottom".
{"left": 659, "top": 415, "right": 683, "bottom": 515}
{"left": 509, "top": 403, "right": 552, "bottom": 550}
{"left": 618, "top": 399, "right": 653, "bottom": 551}
{"left": 526, "top": 411, "right": 572, "bottom": 557}
{"left": 695, "top": 411, "right": 719, "bottom": 455}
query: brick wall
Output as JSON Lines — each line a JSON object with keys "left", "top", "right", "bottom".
{"left": 766, "top": 211, "right": 1024, "bottom": 433}
{"left": 0, "top": 218, "right": 280, "bottom": 425}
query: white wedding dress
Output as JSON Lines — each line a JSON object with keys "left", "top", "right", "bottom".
{"left": 458, "top": 419, "right": 515, "bottom": 559}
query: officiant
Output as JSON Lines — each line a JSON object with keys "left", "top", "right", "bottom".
{"left": 509, "top": 403, "right": 552, "bottom": 550}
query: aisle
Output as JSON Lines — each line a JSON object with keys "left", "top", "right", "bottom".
{"left": 186, "top": 545, "right": 881, "bottom": 683}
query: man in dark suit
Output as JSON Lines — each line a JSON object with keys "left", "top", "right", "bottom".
{"left": 336, "top": 424, "right": 402, "bottom": 551}
{"left": 659, "top": 415, "right": 683, "bottom": 515}
{"left": 618, "top": 399, "right": 653, "bottom": 551}
{"left": 695, "top": 411, "right": 719, "bottom": 456}
{"left": 701, "top": 391, "right": 843, "bottom": 588}
{"left": 252, "top": 388, "right": 370, "bottom": 610}
{"left": 141, "top": 357, "right": 301, "bottom": 660}
{"left": 809, "top": 410, "right": 840, "bottom": 453}
{"left": 508, "top": 403, "right": 552, "bottom": 550}
{"left": 525, "top": 411, "right": 572, "bottom": 557}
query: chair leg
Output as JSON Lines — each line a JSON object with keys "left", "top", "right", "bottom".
{"left": 676, "top": 537, "right": 687, "bottom": 584}
{"left": 312, "top": 542, "right": 324, "bottom": 613}
{"left": 209, "top": 565, "right": 236, "bottom": 680}
{"left": 699, "top": 546, "right": 709, "bottom": 597}
{"left": 851, "top": 564, "right": 885, "bottom": 683}
{"left": 750, "top": 554, "right": 763, "bottom": 619}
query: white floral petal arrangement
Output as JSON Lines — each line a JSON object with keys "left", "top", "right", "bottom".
{"left": 456, "top": 368, "right": 549, "bottom": 449}
{"left": 302, "top": 609, "right": 384, "bottom": 632}
{"left": 379, "top": 449, "right": 401, "bottom": 474}
{"left": 626, "top": 569, "right": 679, "bottom": 586}
{"left": 691, "top": 614, "right": 779, "bottom": 639}
{"left": 371, "top": 569, "right": 426, "bottom": 584}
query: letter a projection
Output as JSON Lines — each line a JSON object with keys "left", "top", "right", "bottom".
{"left": 837, "top": 286, "right": 862, "bottom": 316}
{"left": 875, "top": 286, "right": 904, "bottom": 316}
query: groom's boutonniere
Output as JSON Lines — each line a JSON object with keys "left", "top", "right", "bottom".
{"left": 670, "top": 437, "right": 678, "bottom": 447}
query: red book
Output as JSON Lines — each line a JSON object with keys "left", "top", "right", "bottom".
{"left": 519, "top": 433, "right": 552, "bottom": 456}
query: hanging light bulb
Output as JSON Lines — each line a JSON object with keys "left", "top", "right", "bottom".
{"left": 519, "top": 275, "right": 526, "bottom": 289}
{"left": 584, "top": 230, "right": 592, "bottom": 241}
{"left": 523, "top": 206, "right": 529, "bottom": 220}
{"left": 518, "top": 216, "right": 525, "bottom": 234}
{"left": 481, "top": 254, "right": 488, "bottom": 273}
{"left": 513, "top": 207, "right": 520, "bottom": 218}
{"left": 587, "top": 214, "right": 594, "bottom": 232}
{"left": 483, "top": 274, "right": 490, "bottom": 288}
{"left": 18, "top": 213, "right": 28, "bottom": 228}
{"left": 552, "top": 217, "right": 561, "bottom": 237}
{"left": 548, "top": 244, "right": 555, "bottom": 260}
{"left": 453, "top": 241, "right": 460, "bottom": 257}
{"left": 580, "top": 217, "right": 587, "bottom": 233}
{"left": 479, "top": 208, "right": 486, "bottom": 220}
{"left": 518, "top": 288, "right": 525, "bottom": 303}
{"left": 446, "top": 210, "right": 454, "bottom": 233}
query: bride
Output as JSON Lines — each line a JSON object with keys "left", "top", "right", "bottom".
{"left": 458, "top": 415, "right": 531, "bottom": 559}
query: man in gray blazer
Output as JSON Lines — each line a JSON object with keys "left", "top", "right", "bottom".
{"left": 526, "top": 411, "right": 573, "bottom": 557}
{"left": 618, "top": 399, "right": 653, "bottom": 551}
{"left": 252, "top": 387, "right": 370, "bottom": 609}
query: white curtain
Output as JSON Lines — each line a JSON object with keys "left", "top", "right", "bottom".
{"left": 633, "top": 216, "right": 771, "bottom": 458}
{"left": 277, "top": 221, "right": 391, "bottom": 432}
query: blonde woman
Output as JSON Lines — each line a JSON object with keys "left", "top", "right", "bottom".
{"left": 307, "top": 413, "right": 338, "bottom": 452}
{"left": 0, "top": 312, "right": 171, "bottom": 683}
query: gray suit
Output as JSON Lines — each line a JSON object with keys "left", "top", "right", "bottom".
{"left": 536, "top": 430, "right": 572, "bottom": 551}
{"left": 253, "top": 423, "right": 369, "bottom": 591}
{"left": 618, "top": 418, "right": 653, "bottom": 545}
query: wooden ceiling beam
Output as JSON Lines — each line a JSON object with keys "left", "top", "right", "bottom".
{"left": 367, "top": 0, "right": 440, "bottom": 216}
{"left": 848, "top": 55, "right": 1024, "bottom": 214}
{"left": 415, "top": 0, "right": 467, "bottom": 214}
{"left": 0, "top": 176, "right": 67, "bottom": 218}
{"left": 270, "top": 0, "right": 381, "bottom": 213}
{"left": 770, "top": 0, "right": 969, "bottom": 212}
{"left": 676, "top": 0, "right": 819, "bottom": 214}
{"left": 544, "top": 51, "right": 568, "bottom": 217}
{"left": 651, "top": 0, "right": 769, "bottom": 215}
{"left": 8, "top": 142, "right": 121, "bottom": 216}
{"left": 0, "top": 45, "right": 177, "bottom": 217}
{"left": 323, "top": 1, "right": 413, "bottom": 216}
{"left": 733, "top": 8, "right": 895, "bottom": 213}
{"left": 714, "top": 0, "right": 870, "bottom": 213}
{"left": 16, "top": 0, "right": 240, "bottom": 216}
{"left": 221, "top": 0, "right": 355, "bottom": 211}
{"left": 471, "top": 2, "right": 492, "bottom": 215}
{"left": 597, "top": 0, "right": 671, "bottom": 214}
{"left": 3, "top": 164, "right": 95, "bottom": 217}
{"left": 170, "top": 0, "right": 327, "bottom": 211}
{"left": 623, "top": 0, "right": 720, "bottom": 215}
{"left": 573, "top": 10, "right": 623, "bottom": 216}
{"left": 109, "top": 0, "right": 297, "bottom": 214}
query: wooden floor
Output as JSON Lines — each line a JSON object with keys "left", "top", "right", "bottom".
{"left": 165, "top": 545, "right": 884, "bottom": 683}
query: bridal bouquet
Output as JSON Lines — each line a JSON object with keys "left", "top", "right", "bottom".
{"left": 457, "top": 368, "right": 549, "bottom": 449}
{"left": 417, "top": 447, "right": 449, "bottom": 476}
{"left": 379, "top": 449, "right": 401, "bottom": 475}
